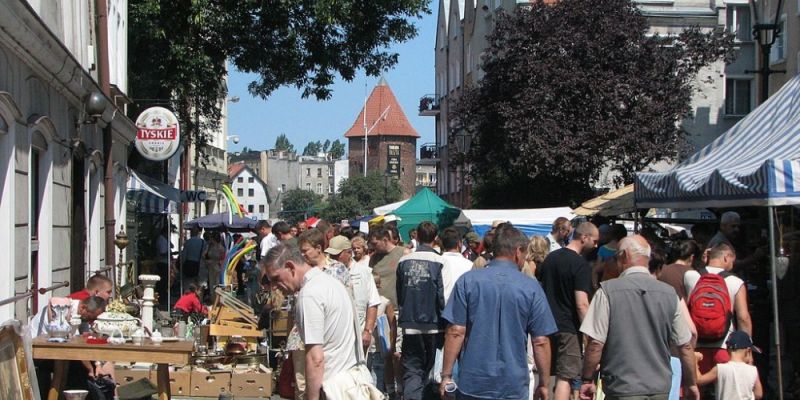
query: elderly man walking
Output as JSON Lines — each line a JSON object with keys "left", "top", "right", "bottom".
{"left": 579, "top": 235, "right": 698, "bottom": 400}
{"left": 440, "top": 224, "right": 557, "bottom": 400}
{"left": 261, "top": 244, "right": 360, "bottom": 400}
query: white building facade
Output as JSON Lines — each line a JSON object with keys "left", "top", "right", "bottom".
{"left": 0, "top": 1, "right": 136, "bottom": 320}
{"left": 229, "top": 164, "right": 270, "bottom": 221}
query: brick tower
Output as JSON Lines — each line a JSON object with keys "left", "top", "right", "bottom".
{"left": 345, "top": 77, "right": 419, "bottom": 198}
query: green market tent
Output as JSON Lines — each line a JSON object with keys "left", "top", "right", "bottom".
{"left": 390, "top": 188, "right": 462, "bottom": 241}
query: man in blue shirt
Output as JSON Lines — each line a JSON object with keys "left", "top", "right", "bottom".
{"left": 440, "top": 224, "right": 557, "bottom": 400}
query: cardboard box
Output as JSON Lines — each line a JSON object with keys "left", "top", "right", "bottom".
{"left": 230, "top": 370, "right": 273, "bottom": 398}
{"left": 168, "top": 369, "right": 192, "bottom": 396}
{"left": 191, "top": 369, "right": 232, "bottom": 397}
{"left": 115, "top": 367, "right": 153, "bottom": 385}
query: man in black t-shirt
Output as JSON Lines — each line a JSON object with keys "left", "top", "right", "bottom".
{"left": 539, "top": 221, "right": 598, "bottom": 400}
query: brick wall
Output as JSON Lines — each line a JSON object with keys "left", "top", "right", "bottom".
{"left": 348, "top": 136, "right": 417, "bottom": 198}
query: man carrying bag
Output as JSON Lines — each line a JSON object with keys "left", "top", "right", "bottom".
{"left": 261, "top": 243, "right": 382, "bottom": 400}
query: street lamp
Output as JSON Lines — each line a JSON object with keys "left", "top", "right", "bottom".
{"left": 748, "top": 0, "right": 786, "bottom": 102}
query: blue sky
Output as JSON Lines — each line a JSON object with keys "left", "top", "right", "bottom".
{"left": 226, "top": 7, "right": 438, "bottom": 155}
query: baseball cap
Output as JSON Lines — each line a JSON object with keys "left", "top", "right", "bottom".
{"left": 491, "top": 220, "right": 507, "bottom": 228}
{"left": 465, "top": 232, "right": 480, "bottom": 243}
{"left": 324, "top": 235, "right": 351, "bottom": 255}
{"left": 726, "top": 331, "right": 761, "bottom": 353}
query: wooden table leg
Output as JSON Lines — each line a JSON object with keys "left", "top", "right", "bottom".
{"left": 48, "top": 360, "right": 67, "bottom": 400}
{"left": 156, "top": 363, "right": 171, "bottom": 400}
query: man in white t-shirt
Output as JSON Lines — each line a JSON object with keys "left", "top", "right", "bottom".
{"left": 440, "top": 227, "right": 473, "bottom": 304}
{"left": 262, "top": 244, "right": 358, "bottom": 400}
{"left": 546, "top": 217, "right": 572, "bottom": 254}
{"left": 326, "top": 235, "right": 381, "bottom": 352}
{"left": 684, "top": 243, "right": 752, "bottom": 375}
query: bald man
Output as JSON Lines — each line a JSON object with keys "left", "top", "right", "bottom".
{"left": 539, "top": 221, "right": 598, "bottom": 400}
{"left": 580, "top": 235, "right": 698, "bottom": 400}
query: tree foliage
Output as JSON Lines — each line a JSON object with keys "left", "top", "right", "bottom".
{"left": 450, "top": 0, "right": 735, "bottom": 207}
{"left": 329, "top": 140, "right": 346, "bottom": 160}
{"left": 129, "top": 0, "right": 429, "bottom": 154}
{"left": 280, "top": 189, "right": 321, "bottom": 224}
{"left": 275, "top": 134, "right": 295, "bottom": 153}
{"left": 302, "top": 139, "right": 345, "bottom": 159}
{"left": 320, "top": 173, "right": 402, "bottom": 221}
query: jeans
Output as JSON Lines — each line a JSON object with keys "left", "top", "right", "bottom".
{"left": 368, "top": 351, "right": 386, "bottom": 392}
{"left": 402, "top": 333, "right": 442, "bottom": 400}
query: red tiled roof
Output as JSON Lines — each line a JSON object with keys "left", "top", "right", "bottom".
{"left": 344, "top": 78, "right": 420, "bottom": 139}
{"left": 227, "top": 163, "right": 246, "bottom": 179}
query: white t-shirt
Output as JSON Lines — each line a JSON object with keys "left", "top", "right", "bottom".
{"left": 353, "top": 255, "right": 371, "bottom": 270}
{"left": 260, "top": 233, "right": 279, "bottom": 258}
{"left": 546, "top": 233, "right": 562, "bottom": 253}
{"left": 349, "top": 263, "right": 382, "bottom": 328}
{"left": 441, "top": 252, "right": 473, "bottom": 304}
{"left": 684, "top": 266, "right": 744, "bottom": 347}
{"left": 716, "top": 361, "right": 758, "bottom": 400}
{"left": 296, "top": 268, "right": 358, "bottom": 380}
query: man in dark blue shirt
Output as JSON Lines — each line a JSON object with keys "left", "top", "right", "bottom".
{"left": 440, "top": 224, "right": 557, "bottom": 400}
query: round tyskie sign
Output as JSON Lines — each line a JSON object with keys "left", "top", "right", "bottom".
{"left": 135, "top": 107, "right": 180, "bottom": 161}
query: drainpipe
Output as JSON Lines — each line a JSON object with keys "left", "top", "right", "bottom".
{"left": 96, "top": 0, "right": 115, "bottom": 267}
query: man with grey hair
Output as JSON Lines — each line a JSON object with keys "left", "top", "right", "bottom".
{"left": 546, "top": 217, "right": 573, "bottom": 253}
{"left": 707, "top": 211, "right": 764, "bottom": 271}
{"left": 579, "top": 235, "right": 698, "bottom": 400}
{"left": 261, "top": 244, "right": 358, "bottom": 400}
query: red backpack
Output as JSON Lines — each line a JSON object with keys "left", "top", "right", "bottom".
{"left": 688, "top": 267, "right": 733, "bottom": 342}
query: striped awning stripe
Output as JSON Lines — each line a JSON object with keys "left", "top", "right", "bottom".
{"left": 635, "top": 75, "right": 800, "bottom": 208}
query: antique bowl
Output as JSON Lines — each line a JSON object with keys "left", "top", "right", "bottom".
{"left": 93, "top": 312, "right": 141, "bottom": 337}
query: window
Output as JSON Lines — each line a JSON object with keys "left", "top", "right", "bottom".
{"left": 237, "top": 177, "right": 243, "bottom": 183}
{"left": 725, "top": 78, "right": 752, "bottom": 116}
{"left": 259, "top": 205, "right": 265, "bottom": 213}
{"left": 306, "top": 168, "right": 311, "bottom": 176}
{"left": 328, "top": 168, "right": 334, "bottom": 177}
{"left": 329, "top": 185, "right": 334, "bottom": 194}
{"left": 727, "top": 5, "right": 751, "bottom": 42}
{"left": 31, "top": 148, "right": 41, "bottom": 239}
{"left": 280, "top": 184, "right": 286, "bottom": 193}
{"left": 248, "top": 177, "right": 254, "bottom": 183}
{"left": 306, "top": 183, "right": 311, "bottom": 190}
{"left": 317, "top": 183, "right": 323, "bottom": 194}
{"left": 248, "top": 204, "right": 254, "bottom": 213}
{"left": 237, "top": 188, "right": 244, "bottom": 197}
{"left": 248, "top": 188, "right": 254, "bottom": 197}
{"left": 317, "top": 168, "right": 322, "bottom": 177}
{"left": 771, "top": 16, "right": 787, "bottom": 63}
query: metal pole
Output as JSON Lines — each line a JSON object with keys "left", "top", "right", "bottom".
{"left": 760, "top": 42, "right": 772, "bottom": 104}
{"left": 768, "top": 206, "right": 784, "bottom": 400}
{"left": 364, "top": 81, "right": 368, "bottom": 177}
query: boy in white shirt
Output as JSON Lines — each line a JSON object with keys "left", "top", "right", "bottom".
{"left": 697, "top": 331, "right": 763, "bottom": 400}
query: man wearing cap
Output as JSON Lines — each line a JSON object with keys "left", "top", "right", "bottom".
{"left": 396, "top": 221, "right": 447, "bottom": 400}
{"left": 326, "top": 235, "right": 381, "bottom": 352}
{"left": 580, "top": 235, "right": 699, "bottom": 400}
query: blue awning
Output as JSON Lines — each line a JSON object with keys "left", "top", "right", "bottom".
{"left": 635, "top": 75, "right": 800, "bottom": 208}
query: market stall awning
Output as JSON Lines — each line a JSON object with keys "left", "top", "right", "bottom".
{"left": 184, "top": 212, "right": 258, "bottom": 232}
{"left": 462, "top": 207, "right": 573, "bottom": 237}
{"left": 126, "top": 169, "right": 179, "bottom": 214}
{"left": 373, "top": 199, "right": 408, "bottom": 215}
{"left": 390, "top": 188, "right": 460, "bottom": 241}
{"left": 574, "top": 185, "right": 635, "bottom": 217}
{"left": 635, "top": 75, "right": 800, "bottom": 208}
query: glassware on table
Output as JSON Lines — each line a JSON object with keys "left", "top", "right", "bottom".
{"left": 46, "top": 297, "right": 73, "bottom": 343}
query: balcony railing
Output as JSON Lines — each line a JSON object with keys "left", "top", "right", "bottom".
{"left": 418, "top": 95, "right": 440, "bottom": 116}
{"left": 420, "top": 143, "right": 439, "bottom": 160}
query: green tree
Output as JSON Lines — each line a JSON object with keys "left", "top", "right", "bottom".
{"left": 275, "top": 134, "right": 295, "bottom": 153}
{"left": 320, "top": 172, "right": 402, "bottom": 220}
{"left": 450, "top": 0, "right": 734, "bottom": 207}
{"left": 129, "top": 0, "right": 430, "bottom": 154}
{"left": 329, "top": 139, "right": 346, "bottom": 160}
{"left": 280, "top": 189, "right": 321, "bottom": 225}
{"left": 303, "top": 141, "right": 323, "bottom": 156}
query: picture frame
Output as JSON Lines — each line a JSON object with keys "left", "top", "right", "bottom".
{"left": 0, "top": 324, "right": 36, "bottom": 400}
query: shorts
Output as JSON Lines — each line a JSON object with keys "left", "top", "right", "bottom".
{"left": 550, "top": 332, "right": 582, "bottom": 380}
{"left": 696, "top": 347, "right": 730, "bottom": 374}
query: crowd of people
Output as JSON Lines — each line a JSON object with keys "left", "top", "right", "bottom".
{"left": 255, "top": 212, "right": 771, "bottom": 400}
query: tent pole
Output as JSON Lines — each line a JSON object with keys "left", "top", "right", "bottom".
{"left": 768, "top": 205, "right": 784, "bottom": 400}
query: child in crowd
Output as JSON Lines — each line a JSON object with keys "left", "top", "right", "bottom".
{"left": 174, "top": 282, "right": 208, "bottom": 316}
{"left": 696, "top": 331, "right": 763, "bottom": 400}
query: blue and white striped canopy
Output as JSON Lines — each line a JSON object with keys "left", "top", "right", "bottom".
{"left": 636, "top": 75, "right": 800, "bottom": 208}
{"left": 126, "top": 169, "right": 179, "bottom": 214}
